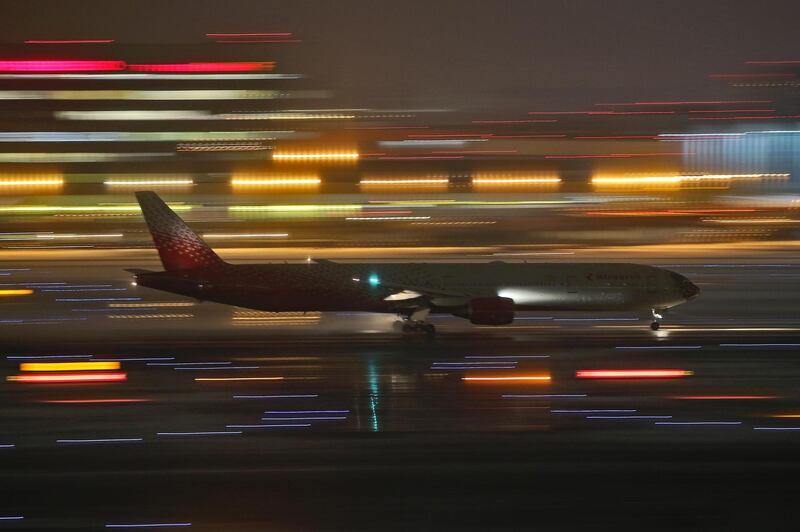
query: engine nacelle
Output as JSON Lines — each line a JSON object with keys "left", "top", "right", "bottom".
{"left": 464, "top": 297, "right": 515, "bottom": 325}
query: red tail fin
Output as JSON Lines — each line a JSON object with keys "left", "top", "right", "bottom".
{"left": 135, "top": 191, "right": 225, "bottom": 272}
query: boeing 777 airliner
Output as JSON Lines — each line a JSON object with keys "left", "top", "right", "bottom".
{"left": 130, "top": 191, "right": 699, "bottom": 336}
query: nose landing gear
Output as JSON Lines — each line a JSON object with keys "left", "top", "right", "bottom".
{"left": 650, "top": 309, "right": 663, "bottom": 331}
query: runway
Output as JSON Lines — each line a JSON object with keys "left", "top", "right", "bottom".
{"left": 2, "top": 252, "right": 800, "bottom": 529}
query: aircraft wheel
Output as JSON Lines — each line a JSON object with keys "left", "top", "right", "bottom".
{"left": 650, "top": 321, "right": 660, "bottom": 331}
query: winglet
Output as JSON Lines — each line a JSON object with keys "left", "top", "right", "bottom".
{"left": 135, "top": 191, "right": 225, "bottom": 272}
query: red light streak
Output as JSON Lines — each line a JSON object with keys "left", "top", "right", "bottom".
{"left": 0, "top": 60, "right": 125, "bottom": 72}
{"left": 25, "top": 39, "right": 114, "bottom": 44}
{"left": 576, "top": 369, "right": 692, "bottom": 379}
{"left": 206, "top": 32, "right": 293, "bottom": 37}
{"left": 688, "top": 109, "right": 776, "bottom": 113}
{"left": 745, "top": 60, "right": 800, "bottom": 65}
{"left": 595, "top": 100, "right": 774, "bottom": 106}
{"left": 8, "top": 372, "right": 127, "bottom": 383}
{"left": 39, "top": 398, "right": 151, "bottom": 404}
{"left": 689, "top": 115, "right": 800, "bottom": 121}
{"left": 129, "top": 62, "right": 274, "bottom": 72}
{"left": 710, "top": 72, "right": 795, "bottom": 79}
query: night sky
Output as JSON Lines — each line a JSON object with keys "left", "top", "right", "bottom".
{"left": 4, "top": 0, "right": 800, "bottom": 109}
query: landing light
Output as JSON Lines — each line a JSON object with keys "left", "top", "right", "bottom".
{"left": 368, "top": 274, "right": 380, "bottom": 287}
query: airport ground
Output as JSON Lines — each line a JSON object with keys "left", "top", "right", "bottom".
{"left": 1, "top": 248, "right": 800, "bottom": 530}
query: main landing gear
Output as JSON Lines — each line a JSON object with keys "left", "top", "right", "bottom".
{"left": 396, "top": 308, "right": 436, "bottom": 338}
{"left": 650, "top": 309, "right": 663, "bottom": 331}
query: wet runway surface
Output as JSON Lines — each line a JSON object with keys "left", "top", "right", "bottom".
{"left": 2, "top": 255, "right": 800, "bottom": 530}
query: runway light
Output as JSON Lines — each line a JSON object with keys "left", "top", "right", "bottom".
{"left": 0, "top": 174, "right": 64, "bottom": 189}
{"left": 7, "top": 372, "right": 127, "bottom": 383}
{"left": 0, "top": 289, "right": 33, "bottom": 296}
{"left": 576, "top": 369, "right": 692, "bottom": 379}
{"left": 20, "top": 361, "right": 120, "bottom": 371}
{"left": 129, "top": 62, "right": 274, "bottom": 72}
{"left": 462, "top": 374, "right": 551, "bottom": 382}
{"left": 0, "top": 60, "right": 125, "bottom": 72}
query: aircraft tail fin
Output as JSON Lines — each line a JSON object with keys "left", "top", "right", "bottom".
{"left": 135, "top": 191, "right": 225, "bottom": 272}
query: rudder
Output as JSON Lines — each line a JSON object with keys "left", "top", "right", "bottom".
{"left": 135, "top": 191, "right": 225, "bottom": 272}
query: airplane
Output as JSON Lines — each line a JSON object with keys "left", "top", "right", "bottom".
{"left": 130, "top": 191, "right": 700, "bottom": 337}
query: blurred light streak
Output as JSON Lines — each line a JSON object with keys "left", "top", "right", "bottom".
{"left": 587, "top": 415, "right": 672, "bottom": 420}
{"left": 597, "top": 100, "right": 773, "bottom": 106}
{"left": 104, "top": 178, "right": 194, "bottom": 187}
{"left": 225, "top": 424, "right": 310, "bottom": 428}
{"left": 0, "top": 289, "right": 32, "bottom": 296}
{"left": 473, "top": 119, "right": 557, "bottom": 124}
{"left": 552, "top": 409, "right": 636, "bottom": 413}
{"left": 272, "top": 149, "right": 359, "bottom": 162}
{"left": 0, "top": 446, "right": 15, "bottom": 449}
{"left": 753, "top": 427, "right": 800, "bottom": 431}
{"left": 129, "top": 62, "right": 273, "bottom": 72}
{"left": 720, "top": 343, "right": 800, "bottom": 347}
{"left": 20, "top": 361, "right": 120, "bottom": 371}
{"left": 203, "top": 233, "right": 288, "bottom": 239}
{"left": 0, "top": 153, "right": 173, "bottom": 163}
{"left": 346, "top": 216, "right": 430, "bottom": 221}
{"left": 688, "top": 109, "right": 776, "bottom": 113}
{"left": 655, "top": 422, "right": 742, "bottom": 426}
{"left": 466, "top": 355, "right": 549, "bottom": 359}
{"left": 8, "top": 372, "right": 127, "bottom": 383}
{"left": 7, "top": 354, "right": 92, "bottom": 360}
{"left": 231, "top": 173, "right": 321, "bottom": 189}
{"left": 25, "top": 39, "right": 113, "bottom": 43}
{"left": 0, "top": 131, "right": 280, "bottom": 142}
{"left": 0, "top": 60, "right": 124, "bottom": 72}
{"left": 472, "top": 171, "right": 561, "bottom": 191}
{"left": 576, "top": 369, "right": 692, "bottom": 379}
{"left": 673, "top": 396, "right": 775, "bottom": 400}
{"left": 704, "top": 218, "right": 796, "bottom": 224}
{"left": 0, "top": 174, "right": 63, "bottom": 189}
{"left": 108, "top": 314, "right": 193, "bottom": 319}
{"left": 108, "top": 302, "right": 194, "bottom": 308}
{"left": 462, "top": 375, "right": 551, "bottom": 382}
{"left": 156, "top": 432, "right": 241, "bottom": 436}
{"left": 105, "top": 523, "right": 190, "bottom": 528}
{"left": 195, "top": 377, "right": 284, "bottom": 381}
{"left": 503, "top": 394, "right": 587, "bottom": 398}
{"left": 4, "top": 73, "right": 296, "bottom": 80}
{"left": 261, "top": 416, "right": 346, "bottom": 420}
{"left": 0, "top": 204, "right": 190, "bottom": 214}
{"left": 591, "top": 173, "right": 788, "bottom": 190}
{"left": 40, "top": 399, "right": 150, "bottom": 404}
{"left": 234, "top": 394, "right": 318, "bottom": 399}
{"left": 616, "top": 345, "right": 702, "bottom": 350}
{"left": 0, "top": 89, "right": 310, "bottom": 100}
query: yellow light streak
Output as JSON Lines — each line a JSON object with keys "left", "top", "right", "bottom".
{"left": 0, "top": 289, "right": 33, "bottom": 296}
{"left": 472, "top": 171, "right": 561, "bottom": 190}
{"left": 21, "top": 361, "right": 120, "bottom": 372}
{"left": 272, "top": 149, "right": 359, "bottom": 163}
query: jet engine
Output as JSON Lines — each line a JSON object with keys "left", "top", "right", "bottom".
{"left": 460, "top": 297, "right": 515, "bottom": 325}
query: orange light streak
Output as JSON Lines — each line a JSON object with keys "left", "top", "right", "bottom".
{"left": 7, "top": 372, "right": 127, "bottom": 383}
